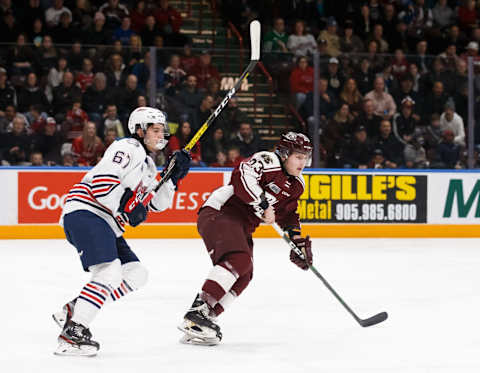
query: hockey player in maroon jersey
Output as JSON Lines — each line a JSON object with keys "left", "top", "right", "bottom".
{"left": 178, "top": 132, "right": 314, "bottom": 345}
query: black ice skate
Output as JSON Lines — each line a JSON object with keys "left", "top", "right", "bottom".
{"left": 52, "top": 299, "right": 76, "bottom": 329}
{"left": 178, "top": 293, "right": 222, "bottom": 346}
{"left": 54, "top": 320, "right": 100, "bottom": 357}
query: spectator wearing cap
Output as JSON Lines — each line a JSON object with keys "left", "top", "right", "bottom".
{"left": 461, "top": 41, "right": 480, "bottom": 66}
{"left": 230, "top": 122, "right": 261, "bottom": 158}
{"left": 72, "top": 121, "right": 105, "bottom": 166}
{"left": 324, "top": 57, "right": 345, "bottom": 96}
{"left": 153, "top": 0, "right": 185, "bottom": 47}
{"left": 435, "top": 129, "right": 462, "bottom": 168}
{"left": 340, "top": 20, "right": 364, "bottom": 55}
{"left": 343, "top": 125, "right": 372, "bottom": 169}
{"left": 113, "top": 16, "right": 134, "bottom": 45}
{"left": 287, "top": 20, "right": 317, "bottom": 59}
{"left": 52, "top": 10, "right": 81, "bottom": 46}
{"left": 17, "top": 73, "right": 49, "bottom": 113}
{"left": 392, "top": 97, "right": 420, "bottom": 145}
{"left": 52, "top": 72, "right": 82, "bottom": 122}
{"left": 364, "top": 77, "right": 397, "bottom": 120}
{"left": 31, "top": 117, "right": 64, "bottom": 165}
{"left": 354, "top": 58, "right": 375, "bottom": 95}
{"left": 0, "top": 116, "right": 31, "bottom": 165}
{"left": 373, "top": 119, "right": 404, "bottom": 168}
{"left": 188, "top": 50, "right": 221, "bottom": 91}
{"left": 393, "top": 75, "right": 419, "bottom": 109}
{"left": 0, "top": 67, "right": 16, "bottom": 112}
{"left": 99, "top": 0, "right": 129, "bottom": 30}
{"left": 318, "top": 17, "right": 341, "bottom": 57}
{"left": 440, "top": 100, "right": 465, "bottom": 147}
{"left": 290, "top": 56, "right": 314, "bottom": 109}
{"left": 87, "top": 11, "right": 110, "bottom": 46}
{"left": 45, "top": 0, "right": 72, "bottom": 28}
{"left": 369, "top": 148, "right": 386, "bottom": 169}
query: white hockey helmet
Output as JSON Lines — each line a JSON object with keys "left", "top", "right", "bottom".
{"left": 127, "top": 107, "right": 170, "bottom": 150}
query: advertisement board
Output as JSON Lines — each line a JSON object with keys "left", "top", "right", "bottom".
{"left": 18, "top": 171, "right": 224, "bottom": 224}
{"left": 299, "top": 173, "right": 427, "bottom": 223}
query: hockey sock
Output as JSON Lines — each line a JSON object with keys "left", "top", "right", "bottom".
{"left": 107, "top": 279, "right": 134, "bottom": 302}
{"left": 72, "top": 281, "right": 110, "bottom": 327}
{"left": 201, "top": 252, "right": 252, "bottom": 311}
{"left": 212, "top": 270, "right": 252, "bottom": 316}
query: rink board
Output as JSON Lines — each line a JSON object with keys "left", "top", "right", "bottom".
{"left": 1, "top": 167, "right": 480, "bottom": 238}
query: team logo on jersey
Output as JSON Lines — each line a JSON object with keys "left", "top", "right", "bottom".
{"left": 267, "top": 182, "right": 281, "bottom": 194}
{"left": 261, "top": 154, "right": 273, "bottom": 164}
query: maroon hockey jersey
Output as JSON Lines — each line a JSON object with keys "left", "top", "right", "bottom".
{"left": 203, "top": 151, "right": 304, "bottom": 234}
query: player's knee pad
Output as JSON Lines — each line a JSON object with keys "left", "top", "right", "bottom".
{"left": 122, "top": 261, "right": 148, "bottom": 290}
{"left": 231, "top": 269, "right": 253, "bottom": 296}
{"left": 220, "top": 251, "right": 253, "bottom": 279}
{"left": 89, "top": 258, "right": 123, "bottom": 290}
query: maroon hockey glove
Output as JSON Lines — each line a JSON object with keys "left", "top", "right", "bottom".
{"left": 289, "top": 235, "right": 313, "bottom": 270}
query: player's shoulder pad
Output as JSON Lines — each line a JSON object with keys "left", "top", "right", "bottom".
{"left": 250, "top": 151, "right": 281, "bottom": 170}
{"left": 106, "top": 137, "right": 146, "bottom": 160}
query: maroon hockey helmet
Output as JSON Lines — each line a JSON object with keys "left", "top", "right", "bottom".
{"left": 275, "top": 132, "right": 313, "bottom": 165}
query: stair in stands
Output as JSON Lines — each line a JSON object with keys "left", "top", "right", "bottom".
{"left": 174, "top": 0, "right": 296, "bottom": 147}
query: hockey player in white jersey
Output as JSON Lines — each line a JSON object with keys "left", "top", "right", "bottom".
{"left": 53, "top": 107, "right": 191, "bottom": 356}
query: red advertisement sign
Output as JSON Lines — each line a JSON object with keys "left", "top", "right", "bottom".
{"left": 18, "top": 171, "right": 224, "bottom": 224}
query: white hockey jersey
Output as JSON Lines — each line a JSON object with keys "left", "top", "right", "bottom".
{"left": 60, "top": 137, "right": 175, "bottom": 237}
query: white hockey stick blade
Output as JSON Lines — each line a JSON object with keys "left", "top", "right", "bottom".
{"left": 250, "top": 20, "right": 261, "bottom": 61}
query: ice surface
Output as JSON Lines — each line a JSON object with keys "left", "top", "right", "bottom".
{"left": 1, "top": 237, "right": 480, "bottom": 373}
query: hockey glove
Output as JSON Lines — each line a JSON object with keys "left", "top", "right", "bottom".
{"left": 288, "top": 228, "right": 313, "bottom": 270}
{"left": 119, "top": 188, "right": 147, "bottom": 227}
{"left": 162, "top": 150, "right": 191, "bottom": 186}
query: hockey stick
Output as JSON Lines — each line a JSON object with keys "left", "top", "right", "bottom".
{"left": 272, "top": 222, "right": 388, "bottom": 328}
{"left": 142, "top": 20, "right": 261, "bottom": 205}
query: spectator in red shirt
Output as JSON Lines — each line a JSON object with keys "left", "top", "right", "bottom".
{"left": 64, "top": 100, "right": 89, "bottom": 141}
{"left": 289, "top": 56, "right": 314, "bottom": 109}
{"left": 130, "top": 0, "right": 147, "bottom": 33}
{"left": 154, "top": 0, "right": 182, "bottom": 32}
{"left": 168, "top": 121, "right": 204, "bottom": 166}
{"left": 458, "top": 0, "right": 477, "bottom": 31}
{"left": 391, "top": 49, "right": 409, "bottom": 81}
{"left": 72, "top": 121, "right": 105, "bottom": 166}
{"left": 188, "top": 50, "right": 221, "bottom": 90}
{"left": 75, "top": 57, "right": 95, "bottom": 93}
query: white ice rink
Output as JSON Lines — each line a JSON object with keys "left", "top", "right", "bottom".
{"left": 1, "top": 237, "right": 480, "bottom": 373}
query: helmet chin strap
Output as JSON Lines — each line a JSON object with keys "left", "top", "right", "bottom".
{"left": 144, "top": 137, "right": 168, "bottom": 151}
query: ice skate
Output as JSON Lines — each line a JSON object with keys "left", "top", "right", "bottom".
{"left": 54, "top": 320, "right": 100, "bottom": 357}
{"left": 178, "top": 294, "right": 222, "bottom": 345}
{"left": 52, "top": 299, "right": 76, "bottom": 329}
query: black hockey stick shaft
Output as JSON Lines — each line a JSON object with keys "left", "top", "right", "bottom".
{"left": 272, "top": 222, "right": 388, "bottom": 328}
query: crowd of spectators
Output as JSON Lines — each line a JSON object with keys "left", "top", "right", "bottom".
{"left": 2, "top": 0, "right": 480, "bottom": 169}
{"left": 253, "top": 0, "right": 480, "bottom": 169}
{"left": 0, "top": 0, "right": 265, "bottom": 167}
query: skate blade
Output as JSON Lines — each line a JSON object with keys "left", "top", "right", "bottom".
{"left": 52, "top": 312, "right": 66, "bottom": 329}
{"left": 179, "top": 334, "right": 219, "bottom": 346}
{"left": 54, "top": 341, "right": 98, "bottom": 357}
{"left": 177, "top": 321, "right": 219, "bottom": 341}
